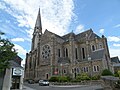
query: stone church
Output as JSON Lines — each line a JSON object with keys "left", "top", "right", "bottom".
{"left": 24, "top": 9, "right": 113, "bottom": 80}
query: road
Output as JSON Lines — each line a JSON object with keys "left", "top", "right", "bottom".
{"left": 24, "top": 83, "right": 104, "bottom": 90}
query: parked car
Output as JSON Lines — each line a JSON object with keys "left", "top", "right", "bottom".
{"left": 39, "top": 80, "right": 49, "bottom": 86}
{"left": 28, "top": 79, "right": 34, "bottom": 84}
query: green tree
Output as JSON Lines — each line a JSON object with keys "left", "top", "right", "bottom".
{"left": 118, "top": 70, "right": 120, "bottom": 78}
{"left": 76, "top": 73, "right": 90, "bottom": 81}
{"left": 0, "top": 32, "right": 17, "bottom": 72}
{"left": 101, "top": 69, "right": 113, "bottom": 76}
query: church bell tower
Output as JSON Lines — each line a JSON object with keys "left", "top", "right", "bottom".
{"left": 32, "top": 8, "right": 42, "bottom": 50}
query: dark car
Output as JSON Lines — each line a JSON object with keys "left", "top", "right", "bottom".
{"left": 39, "top": 80, "right": 49, "bottom": 86}
{"left": 28, "top": 79, "right": 34, "bottom": 84}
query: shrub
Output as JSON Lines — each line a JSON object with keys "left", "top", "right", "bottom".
{"left": 101, "top": 69, "right": 113, "bottom": 76}
{"left": 71, "top": 79, "right": 81, "bottom": 82}
{"left": 49, "top": 76, "right": 59, "bottom": 82}
{"left": 49, "top": 76, "right": 71, "bottom": 82}
{"left": 76, "top": 73, "right": 90, "bottom": 81}
{"left": 114, "top": 71, "right": 119, "bottom": 77}
{"left": 58, "top": 76, "right": 71, "bottom": 82}
{"left": 91, "top": 75, "right": 100, "bottom": 80}
{"left": 118, "top": 70, "right": 120, "bottom": 78}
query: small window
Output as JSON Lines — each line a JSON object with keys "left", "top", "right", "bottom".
{"left": 97, "top": 66, "right": 99, "bottom": 71}
{"left": 63, "top": 69, "right": 66, "bottom": 74}
{"left": 93, "top": 66, "right": 99, "bottom": 72}
{"left": 75, "top": 48, "right": 78, "bottom": 59}
{"left": 82, "top": 48, "right": 85, "bottom": 59}
{"left": 83, "top": 67, "right": 89, "bottom": 72}
{"left": 65, "top": 48, "right": 68, "bottom": 57}
{"left": 99, "top": 43, "right": 102, "bottom": 49}
{"left": 58, "top": 49, "right": 60, "bottom": 57}
{"left": 93, "top": 66, "right": 96, "bottom": 72}
{"left": 77, "top": 68, "right": 80, "bottom": 73}
{"left": 86, "top": 67, "right": 89, "bottom": 72}
{"left": 92, "top": 45, "right": 95, "bottom": 51}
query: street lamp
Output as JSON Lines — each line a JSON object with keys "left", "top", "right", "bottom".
{"left": 88, "top": 55, "right": 92, "bottom": 77}
{"left": 60, "top": 63, "right": 63, "bottom": 76}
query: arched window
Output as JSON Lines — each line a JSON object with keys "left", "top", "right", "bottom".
{"left": 82, "top": 48, "right": 85, "bottom": 59}
{"left": 65, "top": 48, "right": 68, "bottom": 57}
{"left": 75, "top": 48, "right": 78, "bottom": 59}
{"left": 92, "top": 45, "right": 95, "bottom": 51}
{"left": 93, "top": 65, "right": 99, "bottom": 72}
{"left": 58, "top": 49, "right": 60, "bottom": 57}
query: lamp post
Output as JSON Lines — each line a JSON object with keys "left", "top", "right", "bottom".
{"left": 88, "top": 55, "right": 92, "bottom": 77}
{"left": 60, "top": 63, "right": 63, "bottom": 76}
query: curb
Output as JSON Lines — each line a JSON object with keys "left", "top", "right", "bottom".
{"left": 50, "top": 85, "right": 88, "bottom": 88}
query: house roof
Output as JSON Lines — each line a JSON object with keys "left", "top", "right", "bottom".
{"left": 45, "top": 29, "right": 102, "bottom": 43}
{"left": 111, "top": 56, "right": 120, "bottom": 63}
{"left": 58, "top": 57, "right": 70, "bottom": 64}
{"left": 90, "top": 49, "right": 105, "bottom": 60}
{"left": 9, "top": 60, "right": 23, "bottom": 68}
{"left": 113, "top": 63, "right": 120, "bottom": 67}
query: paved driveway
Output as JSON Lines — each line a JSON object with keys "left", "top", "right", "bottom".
{"left": 23, "top": 83, "right": 104, "bottom": 90}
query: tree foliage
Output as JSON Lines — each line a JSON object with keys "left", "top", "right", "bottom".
{"left": 49, "top": 76, "right": 71, "bottom": 82}
{"left": 118, "top": 70, "right": 120, "bottom": 78}
{"left": 101, "top": 69, "right": 113, "bottom": 76}
{"left": 76, "top": 73, "right": 90, "bottom": 81}
{"left": 0, "top": 32, "right": 17, "bottom": 72}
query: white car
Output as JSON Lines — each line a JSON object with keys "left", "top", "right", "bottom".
{"left": 39, "top": 80, "right": 49, "bottom": 86}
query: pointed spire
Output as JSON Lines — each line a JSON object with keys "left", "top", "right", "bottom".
{"left": 34, "top": 8, "right": 42, "bottom": 34}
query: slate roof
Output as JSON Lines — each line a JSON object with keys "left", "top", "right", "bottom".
{"left": 75, "top": 29, "right": 93, "bottom": 40}
{"left": 113, "top": 63, "right": 120, "bottom": 67}
{"left": 58, "top": 57, "right": 70, "bottom": 64}
{"left": 89, "top": 33, "right": 101, "bottom": 40}
{"left": 62, "top": 29, "right": 101, "bottom": 42}
{"left": 90, "top": 49, "right": 105, "bottom": 60}
{"left": 62, "top": 32, "right": 75, "bottom": 40}
{"left": 9, "top": 60, "right": 23, "bottom": 68}
{"left": 44, "top": 29, "right": 64, "bottom": 39}
{"left": 45, "top": 29, "right": 101, "bottom": 43}
{"left": 111, "top": 56, "right": 120, "bottom": 63}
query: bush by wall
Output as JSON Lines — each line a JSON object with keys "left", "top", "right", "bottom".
{"left": 91, "top": 75, "right": 100, "bottom": 80}
{"left": 101, "top": 69, "right": 113, "bottom": 76}
{"left": 76, "top": 73, "right": 90, "bottom": 81}
{"left": 49, "top": 76, "right": 71, "bottom": 82}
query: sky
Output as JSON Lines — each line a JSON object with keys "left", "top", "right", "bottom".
{"left": 0, "top": 0, "right": 120, "bottom": 65}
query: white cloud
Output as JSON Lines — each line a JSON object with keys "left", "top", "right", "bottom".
{"left": 11, "top": 38, "right": 25, "bottom": 42}
{"left": 1, "top": 0, "right": 75, "bottom": 38}
{"left": 75, "top": 24, "right": 84, "bottom": 34}
{"left": 14, "top": 44, "right": 27, "bottom": 56}
{"left": 108, "top": 36, "right": 120, "bottom": 42}
{"left": 99, "top": 28, "right": 104, "bottom": 34}
{"left": 114, "top": 24, "right": 120, "bottom": 28}
{"left": 109, "top": 48, "right": 120, "bottom": 59}
{"left": 113, "top": 43, "right": 120, "bottom": 47}
{"left": 25, "top": 29, "right": 33, "bottom": 39}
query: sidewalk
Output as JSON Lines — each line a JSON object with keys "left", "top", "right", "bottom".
{"left": 11, "top": 85, "right": 36, "bottom": 90}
